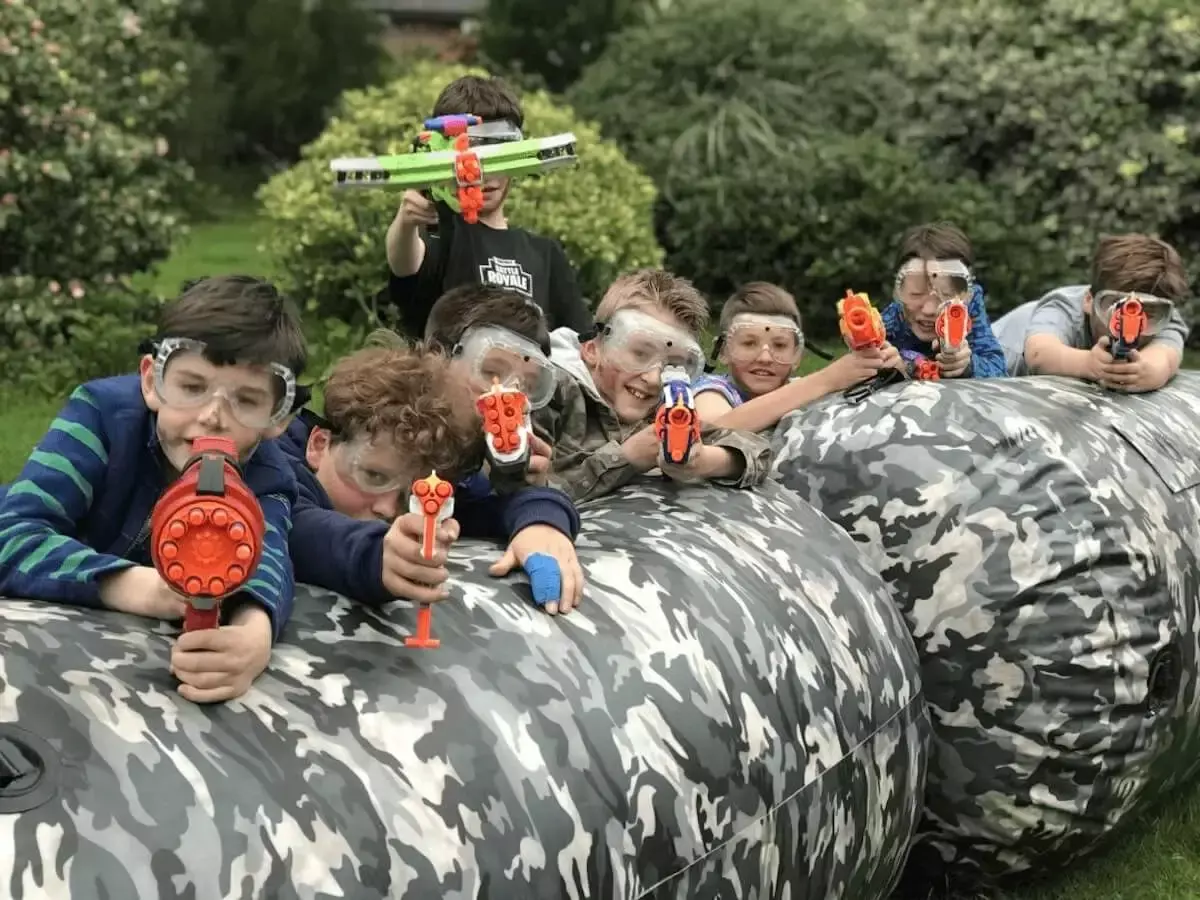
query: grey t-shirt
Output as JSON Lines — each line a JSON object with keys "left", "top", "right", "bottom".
{"left": 1001, "top": 284, "right": 1189, "bottom": 376}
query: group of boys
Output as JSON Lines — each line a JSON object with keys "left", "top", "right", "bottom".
{"left": 0, "top": 75, "right": 1191, "bottom": 705}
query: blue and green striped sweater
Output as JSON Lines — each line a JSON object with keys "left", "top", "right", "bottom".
{"left": 0, "top": 375, "right": 299, "bottom": 641}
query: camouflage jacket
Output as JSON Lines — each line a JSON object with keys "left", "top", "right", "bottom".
{"left": 536, "top": 330, "right": 774, "bottom": 503}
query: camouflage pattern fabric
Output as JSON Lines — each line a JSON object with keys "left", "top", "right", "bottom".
{"left": 0, "top": 483, "right": 928, "bottom": 899}
{"left": 771, "top": 373, "right": 1200, "bottom": 896}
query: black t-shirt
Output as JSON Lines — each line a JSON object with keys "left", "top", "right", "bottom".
{"left": 380, "top": 202, "right": 593, "bottom": 338}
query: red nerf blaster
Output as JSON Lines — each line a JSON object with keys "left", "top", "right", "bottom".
{"left": 406, "top": 471, "right": 455, "bottom": 649}
{"left": 655, "top": 365, "right": 701, "bottom": 465}
{"left": 1108, "top": 296, "right": 1148, "bottom": 361}
{"left": 150, "top": 436, "right": 264, "bottom": 633}
{"left": 477, "top": 379, "right": 532, "bottom": 479}
{"left": 837, "top": 290, "right": 886, "bottom": 351}
{"left": 416, "top": 114, "right": 485, "bottom": 224}
{"left": 935, "top": 298, "right": 972, "bottom": 352}
{"left": 913, "top": 358, "right": 942, "bottom": 381}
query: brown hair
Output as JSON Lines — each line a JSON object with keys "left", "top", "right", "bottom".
{"left": 322, "top": 341, "right": 483, "bottom": 479}
{"left": 718, "top": 282, "right": 801, "bottom": 333}
{"left": 432, "top": 75, "right": 524, "bottom": 129}
{"left": 594, "top": 268, "right": 709, "bottom": 337}
{"left": 156, "top": 275, "right": 308, "bottom": 376}
{"left": 1089, "top": 234, "right": 1190, "bottom": 300}
{"left": 424, "top": 284, "right": 551, "bottom": 354}
{"left": 895, "top": 222, "right": 975, "bottom": 268}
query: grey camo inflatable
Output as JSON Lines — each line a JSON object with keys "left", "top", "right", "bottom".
{"left": 772, "top": 372, "right": 1200, "bottom": 896}
{"left": 0, "top": 483, "right": 928, "bottom": 899}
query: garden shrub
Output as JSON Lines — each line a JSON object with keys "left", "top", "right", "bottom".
{"left": 568, "top": 0, "right": 902, "bottom": 183}
{"left": 0, "top": 276, "right": 162, "bottom": 395}
{"left": 661, "top": 134, "right": 1043, "bottom": 337}
{"left": 479, "top": 0, "right": 647, "bottom": 94}
{"left": 257, "top": 60, "right": 663, "bottom": 323}
{"left": 176, "top": 0, "right": 387, "bottom": 168}
{"left": 884, "top": 0, "right": 1200, "bottom": 321}
{"left": 0, "top": 0, "right": 195, "bottom": 281}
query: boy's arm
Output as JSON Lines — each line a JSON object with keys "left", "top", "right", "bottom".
{"left": 697, "top": 427, "right": 774, "bottom": 488}
{"left": 963, "top": 288, "right": 1007, "bottom": 377}
{"left": 1135, "top": 308, "right": 1189, "bottom": 388}
{"left": 289, "top": 491, "right": 394, "bottom": 607}
{"left": 547, "top": 240, "right": 593, "bottom": 333}
{"left": 0, "top": 385, "right": 136, "bottom": 604}
{"left": 238, "top": 492, "right": 296, "bottom": 642}
{"left": 500, "top": 486, "right": 581, "bottom": 542}
{"left": 381, "top": 209, "right": 452, "bottom": 338}
{"left": 1023, "top": 291, "right": 1094, "bottom": 378}
{"left": 708, "top": 373, "right": 836, "bottom": 434}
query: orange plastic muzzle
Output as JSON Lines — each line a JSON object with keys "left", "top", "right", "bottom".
{"left": 935, "top": 299, "right": 972, "bottom": 351}
{"left": 150, "top": 436, "right": 264, "bottom": 632}
{"left": 838, "top": 291, "right": 886, "bottom": 351}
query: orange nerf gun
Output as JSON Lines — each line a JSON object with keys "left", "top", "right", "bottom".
{"left": 655, "top": 366, "right": 701, "bottom": 465}
{"left": 838, "top": 290, "right": 886, "bottom": 351}
{"left": 935, "top": 298, "right": 972, "bottom": 352}
{"left": 406, "top": 471, "right": 455, "bottom": 649}
{"left": 477, "top": 379, "right": 532, "bottom": 480}
{"left": 150, "top": 436, "right": 265, "bottom": 633}
{"left": 1108, "top": 296, "right": 1148, "bottom": 361}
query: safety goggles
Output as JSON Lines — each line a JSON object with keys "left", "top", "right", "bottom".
{"left": 145, "top": 337, "right": 301, "bottom": 429}
{"left": 467, "top": 120, "right": 524, "bottom": 146}
{"left": 720, "top": 313, "right": 804, "bottom": 366}
{"left": 595, "top": 309, "right": 706, "bottom": 381}
{"left": 330, "top": 435, "right": 414, "bottom": 495}
{"left": 1092, "top": 290, "right": 1175, "bottom": 336}
{"left": 452, "top": 324, "right": 556, "bottom": 410}
{"left": 895, "top": 258, "right": 974, "bottom": 304}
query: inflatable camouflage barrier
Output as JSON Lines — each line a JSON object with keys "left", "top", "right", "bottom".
{"left": 772, "top": 372, "right": 1200, "bottom": 896}
{"left": 0, "top": 484, "right": 928, "bottom": 899}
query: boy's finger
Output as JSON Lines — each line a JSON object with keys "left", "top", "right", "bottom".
{"left": 178, "top": 682, "right": 238, "bottom": 705}
{"left": 438, "top": 519, "right": 460, "bottom": 543}
{"left": 388, "top": 555, "right": 450, "bottom": 585}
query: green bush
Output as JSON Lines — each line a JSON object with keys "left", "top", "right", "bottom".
{"left": 661, "top": 134, "right": 1043, "bottom": 336}
{"left": 884, "top": 0, "right": 1200, "bottom": 320}
{"left": 568, "top": 0, "right": 902, "bottom": 183}
{"left": 479, "top": 0, "right": 647, "bottom": 94}
{"left": 257, "top": 60, "right": 663, "bottom": 323}
{"left": 0, "top": 276, "right": 162, "bottom": 395}
{"left": 0, "top": 0, "right": 195, "bottom": 281}
{"left": 175, "top": 0, "right": 387, "bottom": 169}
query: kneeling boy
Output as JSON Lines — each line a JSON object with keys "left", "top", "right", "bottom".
{"left": 280, "top": 340, "right": 584, "bottom": 615}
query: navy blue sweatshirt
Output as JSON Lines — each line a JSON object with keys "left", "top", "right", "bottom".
{"left": 0, "top": 376, "right": 299, "bottom": 640}
{"left": 277, "top": 416, "right": 580, "bottom": 605}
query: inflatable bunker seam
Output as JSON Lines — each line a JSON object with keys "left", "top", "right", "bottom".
{"left": 770, "top": 372, "right": 1200, "bottom": 895}
{"left": 0, "top": 483, "right": 928, "bottom": 900}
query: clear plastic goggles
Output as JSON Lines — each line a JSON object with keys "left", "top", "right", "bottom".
{"left": 1092, "top": 290, "right": 1175, "bottom": 336}
{"left": 596, "top": 309, "right": 706, "bottom": 380}
{"left": 331, "top": 435, "right": 412, "bottom": 495}
{"left": 453, "top": 325, "right": 556, "bottom": 410}
{"left": 467, "top": 120, "right": 524, "bottom": 146}
{"left": 895, "top": 258, "right": 974, "bottom": 304}
{"left": 151, "top": 337, "right": 297, "bottom": 429}
{"left": 723, "top": 313, "right": 804, "bottom": 366}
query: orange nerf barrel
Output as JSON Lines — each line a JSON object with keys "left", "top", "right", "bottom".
{"left": 476, "top": 380, "right": 532, "bottom": 478}
{"left": 406, "top": 471, "right": 455, "bottom": 649}
{"left": 1109, "top": 298, "right": 1147, "bottom": 360}
{"left": 150, "top": 436, "right": 264, "bottom": 633}
{"left": 913, "top": 359, "right": 942, "bottom": 381}
{"left": 654, "top": 367, "right": 700, "bottom": 465}
{"left": 837, "top": 290, "right": 886, "bottom": 351}
{"left": 935, "top": 299, "right": 972, "bottom": 351}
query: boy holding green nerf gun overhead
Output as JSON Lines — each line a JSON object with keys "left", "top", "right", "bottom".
{"left": 374, "top": 75, "right": 591, "bottom": 337}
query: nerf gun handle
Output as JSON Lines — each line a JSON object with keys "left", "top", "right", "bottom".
{"left": 406, "top": 473, "right": 455, "bottom": 650}
{"left": 149, "top": 436, "right": 265, "bottom": 633}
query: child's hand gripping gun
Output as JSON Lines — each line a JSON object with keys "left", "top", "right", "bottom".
{"left": 329, "top": 114, "right": 578, "bottom": 224}
{"left": 150, "top": 436, "right": 264, "bottom": 633}
{"left": 477, "top": 379, "right": 532, "bottom": 480}
{"left": 1108, "top": 295, "right": 1148, "bottom": 361}
{"left": 654, "top": 365, "right": 701, "bottom": 465}
{"left": 406, "top": 472, "right": 455, "bottom": 650}
{"left": 935, "top": 298, "right": 972, "bottom": 353}
{"left": 837, "top": 290, "right": 886, "bottom": 351}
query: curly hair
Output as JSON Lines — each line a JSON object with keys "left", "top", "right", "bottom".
{"left": 322, "top": 339, "right": 484, "bottom": 480}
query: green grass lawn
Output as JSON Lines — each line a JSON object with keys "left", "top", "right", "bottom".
{"left": 2, "top": 200, "right": 1199, "bottom": 897}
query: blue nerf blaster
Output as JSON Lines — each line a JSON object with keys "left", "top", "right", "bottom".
{"left": 654, "top": 366, "right": 701, "bottom": 465}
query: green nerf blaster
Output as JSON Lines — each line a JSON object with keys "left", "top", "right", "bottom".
{"left": 330, "top": 114, "right": 577, "bottom": 224}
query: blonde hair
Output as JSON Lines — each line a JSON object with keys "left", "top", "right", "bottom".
{"left": 594, "top": 268, "right": 709, "bottom": 337}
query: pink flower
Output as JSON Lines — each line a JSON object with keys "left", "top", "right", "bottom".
{"left": 31, "top": 18, "right": 43, "bottom": 33}
{"left": 68, "top": 280, "right": 85, "bottom": 299}
{"left": 48, "top": 281, "right": 61, "bottom": 294}
{"left": 0, "top": 193, "right": 16, "bottom": 206}
{"left": 120, "top": 11, "right": 142, "bottom": 38}
{"left": 45, "top": 41, "right": 59, "bottom": 55}
{"left": 154, "top": 137, "right": 170, "bottom": 157}
{"left": 40, "top": 161, "right": 53, "bottom": 175}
